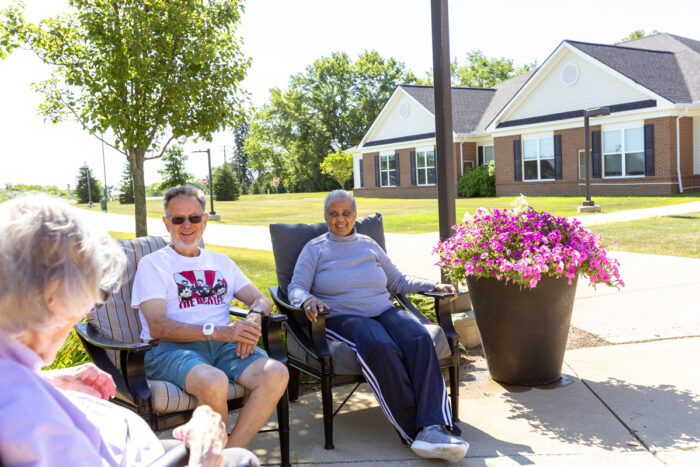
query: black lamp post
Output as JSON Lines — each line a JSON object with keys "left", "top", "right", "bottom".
{"left": 582, "top": 107, "right": 610, "bottom": 209}
{"left": 193, "top": 148, "right": 216, "bottom": 215}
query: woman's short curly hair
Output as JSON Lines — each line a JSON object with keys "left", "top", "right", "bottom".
{"left": 0, "top": 194, "right": 126, "bottom": 337}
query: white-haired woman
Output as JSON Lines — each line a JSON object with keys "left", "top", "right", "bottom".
{"left": 0, "top": 194, "right": 258, "bottom": 467}
{"left": 288, "top": 189, "right": 468, "bottom": 463}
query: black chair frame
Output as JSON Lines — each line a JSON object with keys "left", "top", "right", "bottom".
{"left": 75, "top": 308, "right": 291, "bottom": 467}
{"left": 270, "top": 285, "right": 462, "bottom": 450}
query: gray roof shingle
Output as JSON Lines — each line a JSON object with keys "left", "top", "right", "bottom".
{"left": 566, "top": 39, "right": 693, "bottom": 103}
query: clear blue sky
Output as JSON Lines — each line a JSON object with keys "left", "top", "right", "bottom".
{"left": 1, "top": 0, "right": 698, "bottom": 189}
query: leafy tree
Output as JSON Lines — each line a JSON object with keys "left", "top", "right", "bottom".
{"left": 417, "top": 50, "right": 535, "bottom": 88}
{"left": 232, "top": 119, "right": 252, "bottom": 190}
{"left": 2, "top": 0, "right": 250, "bottom": 236}
{"left": 75, "top": 163, "right": 102, "bottom": 204}
{"left": 617, "top": 29, "right": 659, "bottom": 43}
{"left": 212, "top": 163, "right": 239, "bottom": 201}
{"left": 118, "top": 162, "right": 134, "bottom": 204}
{"left": 2, "top": 184, "right": 70, "bottom": 198}
{"left": 320, "top": 149, "right": 353, "bottom": 189}
{"left": 145, "top": 183, "right": 164, "bottom": 198}
{"left": 245, "top": 51, "right": 415, "bottom": 192}
{"left": 158, "top": 145, "right": 194, "bottom": 191}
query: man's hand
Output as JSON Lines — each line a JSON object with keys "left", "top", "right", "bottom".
{"left": 42, "top": 363, "right": 116, "bottom": 400}
{"left": 302, "top": 296, "right": 329, "bottom": 322}
{"left": 215, "top": 320, "right": 261, "bottom": 359}
{"left": 434, "top": 283, "right": 458, "bottom": 300}
{"left": 173, "top": 405, "right": 226, "bottom": 467}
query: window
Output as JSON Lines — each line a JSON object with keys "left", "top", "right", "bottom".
{"left": 603, "top": 127, "right": 644, "bottom": 177}
{"left": 380, "top": 153, "right": 397, "bottom": 187}
{"left": 483, "top": 145, "right": 494, "bottom": 164}
{"left": 416, "top": 149, "right": 436, "bottom": 185}
{"left": 578, "top": 150, "right": 586, "bottom": 179}
{"left": 522, "top": 136, "right": 554, "bottom": 181}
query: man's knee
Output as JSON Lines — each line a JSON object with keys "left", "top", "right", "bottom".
{"left": 186, "top": 364, "right": 230, "bottom": 401}
{"left": 263, "top": 359, "right": 289, "bottom": 390}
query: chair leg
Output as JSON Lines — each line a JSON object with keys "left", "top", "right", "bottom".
{"left": 276, "top": 389, "right": 291, "bottom": 467}
{"left": 320, "top": 363, "right": 334, "bottom": 450}
{"left": 288, "top": 366, "right": 299, "bottom": 402}
{"left": 449, "top": 356, "right": 460, "bottom": 423}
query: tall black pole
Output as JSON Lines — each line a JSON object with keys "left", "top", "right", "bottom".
{"left": 101, "top": 137, "right": 108, "bottom": 200}
{"left": 431, "top": 0, "right": 456, "bottom": 282}
{"left": 206, "top": 148, "right": 215, "bottom": 215}
{"left": 583, "top": 115, "right": 593, "bottom": 205}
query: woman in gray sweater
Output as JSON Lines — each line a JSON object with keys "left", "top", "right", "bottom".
{"left": 288, "top": 190, "right": 469, "bottom": 463}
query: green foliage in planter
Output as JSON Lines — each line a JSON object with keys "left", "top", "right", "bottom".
{"left": 457, "top": 161, "right": 495, "bottom": 197}
{"left": 44, "top": 321, "right": 90, "bottom": 370}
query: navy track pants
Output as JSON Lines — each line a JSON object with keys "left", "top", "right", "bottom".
{"left": 325, "top": 307, "right": 455, "bottom": 444}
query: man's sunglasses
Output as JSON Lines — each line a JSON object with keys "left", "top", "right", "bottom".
{"left": 168, "top": 214, "right": 205, "bottom": 225}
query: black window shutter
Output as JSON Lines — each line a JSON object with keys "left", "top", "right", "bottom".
{"left": 410, "top": 151, "right": 417, "bottom": 186}
{"left": 644, "top": 123, "right": 655, "bottom": 176}
{"left": 478, "top": 146, "right": 484, "bottom": 166}
{"left": 591, "top": 130, "right": 602, "bottom": 178}
{"left": 554, "top": 134, "right": 563, "bottom": 180}
{"left": 374, "top": 155, "right": 380, "bottom": 187}
{"left": 359, "top": 159, "right": 364, "bottom": 188}
{"left": 513, "top": 139, "right": 522, "bottom": 181}
{"left": 394, "top": 153, "right": 400, "bottom": 186}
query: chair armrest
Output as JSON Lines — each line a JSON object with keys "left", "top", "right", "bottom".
{"left": 148, "top": 443, "right": 188, "bottom": 467}
{"left": 74, "top": 322, "right": 152, "bottom": 404}
{"left": 269, "top": 286, "right": 331, "bottom": 360}
{"left": 419, "top": 290, "right": 455, "bottom": 299}
{"left": 228, "top": 306, "right": 288, "bottom": 364}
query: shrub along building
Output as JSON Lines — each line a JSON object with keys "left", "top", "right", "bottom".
{"left": 350, "top": 33, "right": 700, "bottom": 198}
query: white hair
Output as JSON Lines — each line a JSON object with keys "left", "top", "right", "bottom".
{"left": 324, "top": 190, "right": 357, "bottom": 214}
{"left": 0, "top": 194, "right": 126, "bottom": 337}
{"left": 163, "top": 185, "right": 207, "bottom": 215}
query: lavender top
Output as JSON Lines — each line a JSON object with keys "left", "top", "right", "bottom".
{"left": 0, "top": 329, "right": 164, "bottom": 466}
{"left": 288, "top": 229, "right": 436, "bottom": 317}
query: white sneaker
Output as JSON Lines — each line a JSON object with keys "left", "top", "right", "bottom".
{"left": 411, "top": 425, "right": 469, "bottom": 463}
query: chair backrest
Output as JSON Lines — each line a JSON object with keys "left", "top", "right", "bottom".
{"left": 87, "top": 236, "right": 168, "bottom": 365}
{"left": 269, "top": 213, "right": 385, "bottom": 300}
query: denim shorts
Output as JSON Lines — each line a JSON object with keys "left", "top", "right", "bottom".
{"left": 144, "top": 340, "right": 267, "bottom": 391}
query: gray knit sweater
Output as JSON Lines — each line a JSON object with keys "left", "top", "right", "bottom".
{"left": 288, "top": 229, "right": 437, "bottom": 318}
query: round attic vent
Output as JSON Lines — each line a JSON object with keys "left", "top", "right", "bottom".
{"left": 561, "top": 63, "right": 579, "bottom": 86}
{"left": 399, "top": 102, "right": 410, "bottom": 119}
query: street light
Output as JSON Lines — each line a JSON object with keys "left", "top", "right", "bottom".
{"left": 580, "top": 106, "right": 610, "bottom": 213}
{"left": 193, "top": 148, "right": 216, "bottom": 216}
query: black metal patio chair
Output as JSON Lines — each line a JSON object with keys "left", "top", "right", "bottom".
{"left": 74, "top": 235, "right": 290, "bottom": 467}
{"left": 268, "top": 213, "right": 462, "bottom": 450}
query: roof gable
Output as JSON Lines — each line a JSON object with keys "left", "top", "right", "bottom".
{"left": 361, "top": 88, "right": 436, "bottom": 146}
{"left": 567, "top": 40, "right": 692, "bottom": 103}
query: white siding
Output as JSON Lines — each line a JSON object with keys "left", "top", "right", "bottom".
{"left": 694, "top": 116, "right": 700, "bottom": 175}
{"left": 505, "top": 50, "right": 650, "bottom": 122}
{"left": 353, "top": 152, "right": 362, "bottom": 188}
{"left": 368, "top": 93, "right": 435, "bottom": 142}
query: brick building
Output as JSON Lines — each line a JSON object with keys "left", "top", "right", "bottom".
{"left": 351, "top": 34, "right": 700, "bottom": 198}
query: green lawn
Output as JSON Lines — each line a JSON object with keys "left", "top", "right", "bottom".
{"left": 589, "top": 212, "right": 700, "bottom": 259}
{"left": 86, "top": 192, "right": 700, "bottom": 234}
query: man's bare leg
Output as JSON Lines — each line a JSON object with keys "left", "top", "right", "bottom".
{"left": 185, "top": 364, "right": 231, "bottom": 424}
{"left": 227, "top": 358, "right": 288, "bottom": 448}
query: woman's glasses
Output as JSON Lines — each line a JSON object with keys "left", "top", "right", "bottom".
{"left": 168, "top": 214, "right": 205, "bottom": 225}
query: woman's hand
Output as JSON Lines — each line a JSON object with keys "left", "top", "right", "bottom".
{"left": 302, "top": 297, "right": 329, "bottom": 322}
{"left": 42, "top": 363, "right": 116, "bottom": 400}
{"left": 434, "top": 283, "right": 458, "bottom": 300}
{"left": 173, "top": 405, "right": 226, "bottom": 467}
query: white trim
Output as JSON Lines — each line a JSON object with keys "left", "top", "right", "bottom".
{"left": 577, "top": 182, "right": 678, "bottom": 186}
{"left": 601, "top": 125, "right": 645, "bottom": 178}
{"left": 522, "top": 133, "right": 555, "bottom": 181}
{"left": 485, "top": 42, "right": 674, "bottom": 133}
{"left": 415, "top": 147, "right": 437, "bottom": 186}
{"left": 379, "top": 152, "right": 397, "bottom": 187}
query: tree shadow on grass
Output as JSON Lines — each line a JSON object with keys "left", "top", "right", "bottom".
{"left": 502, "top": 377, "right": 700, "bottom": 451}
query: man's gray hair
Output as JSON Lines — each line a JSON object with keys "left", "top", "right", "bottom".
{"left": 163, "top": 186, "right": 207, "bottom": 215}
{"left": 324, "top": 189, "right": 357, "bottom": 213}
{"left": 0, "top": 194, "right": 126, "bottom": 337}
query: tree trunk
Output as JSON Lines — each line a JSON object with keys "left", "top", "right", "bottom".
{"left": 128, "top": 147, "right": 148, "bottom": 237}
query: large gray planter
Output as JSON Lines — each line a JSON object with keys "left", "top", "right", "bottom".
{"left": 466, "top": 275, "right": 578, "bottom": 385}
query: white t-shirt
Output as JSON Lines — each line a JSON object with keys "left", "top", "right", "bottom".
{"left": 131, "top": 245, "right": 252, "bottom": 341}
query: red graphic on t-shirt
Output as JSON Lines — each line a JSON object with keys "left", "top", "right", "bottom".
{"left": 173, "top": 270, "right": 228, "bottom": 309}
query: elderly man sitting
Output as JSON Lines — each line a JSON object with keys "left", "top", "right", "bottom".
{"left": 131, "top": 185, "right": 288, "bottom": 449}
{"left": 131, "top": 186, "right": 289, "bottom": 447}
